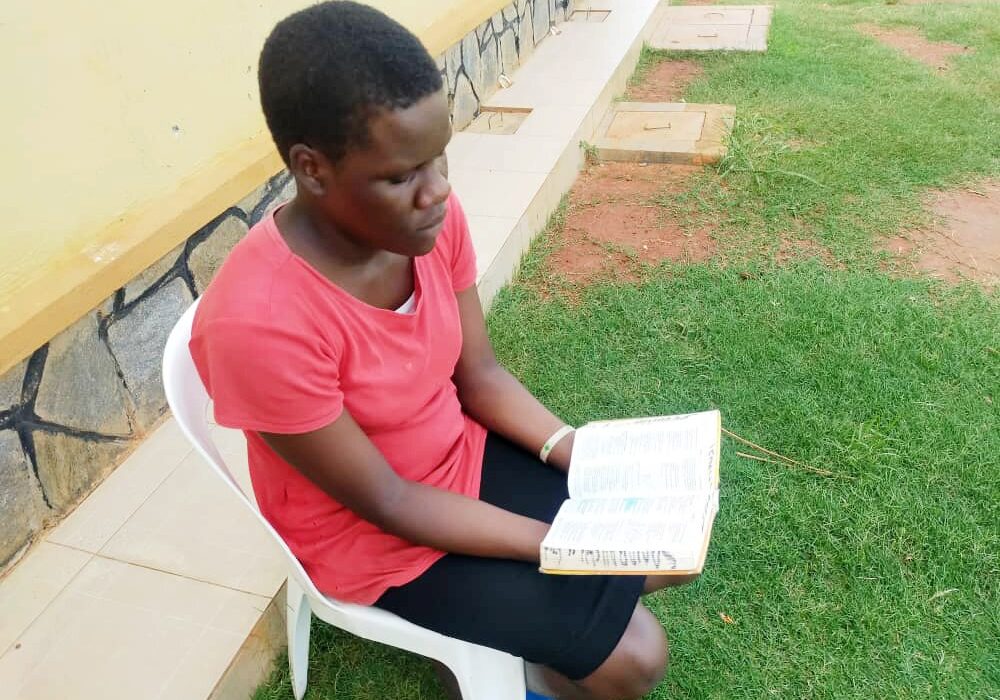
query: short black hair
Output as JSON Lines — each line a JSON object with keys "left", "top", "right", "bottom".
{"left": 258, "top": 1, "right": 444, "bottom": 165}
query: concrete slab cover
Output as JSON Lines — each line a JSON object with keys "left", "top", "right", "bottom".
{"left": 595, "top": 102, "right": 735, "bottom": 165}
{"left": 649, "top": 4, "right": 772, "bottom": 52}
{"left": 657, "top": 24, "right": 755, "bottom": 51}
{"left": 606, "top": 110, "right": 707, "bottom": 143}
{"left": 665, "top": 7, "right": 756, "bottom": 24}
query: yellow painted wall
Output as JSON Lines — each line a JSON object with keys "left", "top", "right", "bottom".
{"left": 0, "top": 0, "right": 507, "bottom": 375}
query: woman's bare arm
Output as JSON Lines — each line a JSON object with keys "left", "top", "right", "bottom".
{"left": 262, "top": 410, "right": 548, "bottom": 560}
{"left": 451, "top": 286, "right": 575, "bottom": 472}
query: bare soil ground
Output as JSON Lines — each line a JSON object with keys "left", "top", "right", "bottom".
{"left": 627, "top": 60, "right": 705, "bottom": 102}
{"left": 545, "top": 163, "right": 715, "bottom": 283}
{"left": 856, "top": 23, "right": 972, "bottom": 71}
{"left": 545, "top": 52, "right": 997, "bottom": 292}
{"left": 542, "top": 57, "right": 713, "bottom": 285}
{"left": 884, "top": 181, "right": 1000, "bottom": 288}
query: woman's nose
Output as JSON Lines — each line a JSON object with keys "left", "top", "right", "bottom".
{"left": 417, "top": 165, "right": 451, "bottom": 209}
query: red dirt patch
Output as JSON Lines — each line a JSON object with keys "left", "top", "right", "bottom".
{"left": 856, "top": 23, "right": 972, "bottom": 71}
{"left": 540, "top": 55, "right": 714, "bottom": 285}
{"left": 884, "top": 181, "right": 1000, "bottom": 288}
{"left": 627, "top": 60, "right": 704, "bottom": 102}
{"left": 545, "top": 163, "right": 715, "bottom": 283}
{"left": 570, "top": 162, "right": 699, "bottom": 204}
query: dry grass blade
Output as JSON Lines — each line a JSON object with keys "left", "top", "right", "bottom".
{"left": 735, "top": 450, "right": 840, "bottom": 478}
{"left": 727, "top": 430, "right": 841, "bottom": 477}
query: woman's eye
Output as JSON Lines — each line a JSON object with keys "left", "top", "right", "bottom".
{"left": 388, "top": 172, "right": 415, "bottom": 185}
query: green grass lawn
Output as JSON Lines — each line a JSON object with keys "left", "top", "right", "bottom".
{"left": 647, "top": 0, "right": 1000, "bottom": 266}
{"left": 489, "top": 265, "right": 999, "bottom": 699}
{"left": 254, "top": 0, "right": 998, "bottom": 697}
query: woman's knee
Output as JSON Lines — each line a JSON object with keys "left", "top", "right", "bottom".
{"left": 581, "top": 606, "right": 668, "bottom": 700}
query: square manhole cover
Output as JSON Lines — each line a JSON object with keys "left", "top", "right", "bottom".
{"left": 606, "top": 110, "right": 707, "bottom": 143}
{"left": 648, "top": 5, "right": 773, "bottom": 52}
{"left": 594, "top": 102, "right": 735, "bottom": 165}
{"left": 656, "top": 24, "right": 756, "bottom": 51}
{"left": 665, "top": 7, "right": 756, "bottom": 24}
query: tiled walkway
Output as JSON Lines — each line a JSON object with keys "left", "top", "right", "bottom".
{"left": 0, "top": 421, "right": 284, "bottom": 700}
{"left": 0, "top": 2, "right": 660, "bottom": 697}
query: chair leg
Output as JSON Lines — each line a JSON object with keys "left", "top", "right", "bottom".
{"left": 286, "top": 578, "right": 312, "bottom": 700}
{"left": 444, "top": 642, "right": 526, "bottom": 700}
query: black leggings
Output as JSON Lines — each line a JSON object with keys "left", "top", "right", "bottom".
{"left": 374, "top": 433, "right": 645, "bottom": 680}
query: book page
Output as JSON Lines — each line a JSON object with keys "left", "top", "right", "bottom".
{"left": 567, "top": 410, "right": 720, "bottom": 500}
{"left": 541, "top": 493, "right": 719, "bottom": 573}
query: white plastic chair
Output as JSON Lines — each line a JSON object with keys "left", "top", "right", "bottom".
{"left": 163, "top": 299, "right": 526, "bottom": 700}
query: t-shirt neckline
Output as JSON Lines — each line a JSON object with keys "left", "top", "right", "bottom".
{"left": 265, "top": 206, "right": 423, "bottom": 317}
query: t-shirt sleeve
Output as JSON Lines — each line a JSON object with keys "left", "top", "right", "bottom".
{"left": 190, "top": 317, "right": 344, "bottom": 434}
{"left": 445, "top": 193, "right": 478, "bottom": 291}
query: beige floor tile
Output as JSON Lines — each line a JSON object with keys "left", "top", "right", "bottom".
{"left": 154, "top": 627, "right": 249, "bottom": 700}
{"left": 71, "top": 556, "right": 266, "bottom": 630}
{"left": 207, "top": 592, "right": 285, "bottom": 700}
{"left": 454, "top": 134, "right": 567, "bottom": 175}
{"left": 512, "top": 37, "right": 619, "bottom": 85}
{"left": 468, "top": 215, "right": 520, "bottom": 276}
{"left": 98, "top": 449, "right": 285, "bottom": 598}
{"left": 512, "top": 102, "right": 594, "bottom": 139}
{"left": 0, "top": 543, "right": 92, "bottom": 654}
{"left": 450, "top": 169, "right": 547, "bottom": 221}
{"left": 47, "top": 418, "right": 193, "bottom": 552}
{"left": 514, "top": 35, "right": 633, "bottom": 84}
{"left": 483, "top": 26, "right": 610, "bottom": 104}
{"left": 489, "top": 74, "right": 606, "bottom": 108}
{"left": 525, "top": 151, "right": 581, "bottom": 235}
{"left": 0, "top": 557, "right": 267, "bottom": 700}
{"left": 478, "top": 219, "right": 535, "bottom": 309}
{"left": 477, "top": 153, "right": 582, "bottom": 308}
{"left": 552, "top": 134, "right": 588, "bottom": 188}
{"left": 445, "top": 132, "right": 482, "bottom": 172}
{"left": 564, "top": 7, "right": 649, "bottom": 49}
{"left": 591, "top": 1, "right": 662, "bottom": 45}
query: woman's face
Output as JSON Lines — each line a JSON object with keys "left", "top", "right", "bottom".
{"left": 297, "top": 88, "right": 454, "bottom": 257}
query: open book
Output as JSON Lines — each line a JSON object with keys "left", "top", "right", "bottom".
{"left": 540, "top": 409, "right": 721, "bottom": 575}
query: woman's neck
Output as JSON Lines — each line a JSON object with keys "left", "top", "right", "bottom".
{"left": 276, "top": 197, "right": 391, "bottom": 267}
{"left": 274, "top": 197, "right": 414, "bottom": 309}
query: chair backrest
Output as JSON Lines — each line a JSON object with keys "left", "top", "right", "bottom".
{"left": 162, "top": 299, "right": 330, "bottom": 604}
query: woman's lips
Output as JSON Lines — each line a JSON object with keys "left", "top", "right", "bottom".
{"left": 417, "top": 211, "right": 447, "bottom": 231}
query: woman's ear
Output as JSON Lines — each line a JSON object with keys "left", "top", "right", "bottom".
{"left": 288, "top": 144, "right": 328, "bottom": 196}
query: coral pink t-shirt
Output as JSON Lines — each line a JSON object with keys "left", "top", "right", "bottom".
{"left": 189, "top": 193, "right": 486, "bottom": 604}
